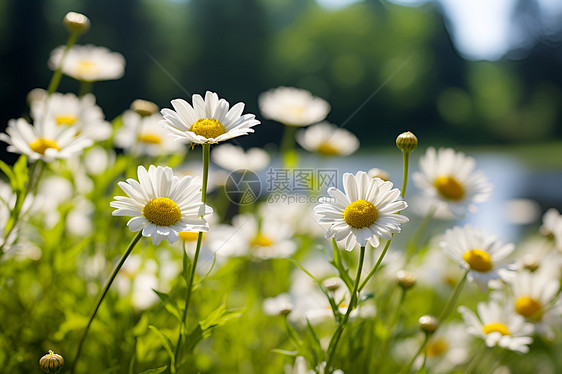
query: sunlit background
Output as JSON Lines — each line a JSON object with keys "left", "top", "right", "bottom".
{"left": 1, "top": 0, "right": 561, "bottom": 239}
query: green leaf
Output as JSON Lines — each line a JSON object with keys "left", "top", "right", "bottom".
{"left": 12, "top": 155, "right": 28, "bottom": 191}
{"left": 153, "top": 290, "right": 182, "bottom": 321}
{"left": 132, "top": 314, "right": 149, "bottom": 337}
{"left": 0, "top": 159, "right": 16, "bottom": 189}
{"left": 148, "top": 325, "right": 175, "bottom": 372}
{"left": 330, "top": 239, "right": 353, "bottom": 291}
{"left": 287, "top": 257, "right": 340, "bottom": 320}
{"left": 182, "top": 245, "right": 191, "bottom": 284}
{"left": 138, "top": 366, "right": 168, "bottom": 374}
{"left": 193, "top": 252, "right": 217, "bottom": 291}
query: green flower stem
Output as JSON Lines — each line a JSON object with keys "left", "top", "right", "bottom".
{"left": 326, "top": 245, "right": 366, "bottom": 372}
{"left": 358, "top": 238, "right": 392, "bottom": 292}
{"left": 404, "top": 204, "right": 436, "bottom": 265}
{"left": 438, "top": 270, "right": 468, "bottom": 321}
{"left": 464, "top": 344, "right": 486, "bottom": 374}
{"left": 400, "top": 270, "right": 468, "bottom": 374}
{"left": 401, "top": 151, "right": 410, "bottom": 199}
{"left": 399, "top": 332, "right": 430, "bottom": 374}
{"left": 0, "top": 160, "right": 45, "bottom": 255}
{"left": 279, "top": 125, "right": 298, "bottom": 168}
{"left": 173, "top": 143, "right": 210, "bottom": 370}
{"left": 70, "top": 230, "right": 143, "bottom": 374}
{"left": 47, "top": 31, "right": 80, "bottom": 96}
{"left": 78, "top": 80, "right": 93, "bottom": 97}
{"left": 378, "top": 288, "right": 407, "bottom": 370}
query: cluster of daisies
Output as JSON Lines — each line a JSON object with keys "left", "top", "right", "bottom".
{"left": 2, "top": 12, "right": 562, "bottom": 374}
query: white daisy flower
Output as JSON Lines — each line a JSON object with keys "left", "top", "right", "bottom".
{"left": 259, "top": 86, "right": 330, "bottom": 127}
{"left": 441, "top": 225, "right": 516, "bottom": 291}
{"left": 114, "top": 111, "right": 186, "bottom": 156}
{"left": 160, "top": 91, "right": 260, "bottom": 145}
{"left": 285, "top": 356, "right": 343, "bottom": 374}
{"left": 30, "top": 92, "right": 112, "bottom": 141}
{"left": 0, "top": 118, "right": 92, "bottom": 162}
{"left": 458, "top": 300, "right": 534, "bottom": 353}
{"left": 49, "top": 44, "right": 125, "bottom": 82}
{"left": 510, "top": 269, "right": 562, "bottom": 339}
{"left": 211, "top": 143, "right": 270, "bottom": 172}
{"left": 110, "top": 165, "right": 212, "bottom": 245}
{"left": 212, "top": 213, "right": 296, "bottom": 260}
{"left": 296, "top": 122, "right": 359, "bottom": 156}
{"left": 314, "top": 171, "right": 408, "bottom": 252}
{"left": 412, "top": 147, "right": 492, "bottom": 217}
{"left": 539, "top": 208, "right": 562, "bottom": 250}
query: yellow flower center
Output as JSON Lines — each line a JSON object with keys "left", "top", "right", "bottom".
{"left": 55, "top": 115, "right": 79, "bottom": 126}
{"left": 179, "top": 232, "right": 204, "bottom": 242}
{"left": 515, "top": 296, "right": 542, "bottom": 319}
{"left": 343, "top": 200, "right": 378, "bottom": 229}
{"left": 433, "top": 176, "right": 464, "bottom": 201}
{"left": 29, "top": 138, "right": 61, "bottom": 155}
{"left": 462, "top": 249, "right": 492, "bottom": 272}
{"left": 138, "top": 132, "right": 162, "bottom": 144}
{"left": 316, "top": 143, "right": 341, "bottom": 156}
{"left": 142, "top": 197, "right": 182, "bottom": 227}
{"left": 426, "top": 339, "right": 449, "bottom": 357}
{"left": 250, "top": 233, "right": 273, "bottom": 247}
{"left": 483, "top": 322, "right": 511, "bottom": 336}
{"left": 77, "top": 60, "right": 97, "bottom": 76}
{"left": 189, "top": 118, "right": 227, "bottom": 139}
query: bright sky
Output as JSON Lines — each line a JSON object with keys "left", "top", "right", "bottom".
{"left": 316, "top": 0, "right": 562, "bottom": 60}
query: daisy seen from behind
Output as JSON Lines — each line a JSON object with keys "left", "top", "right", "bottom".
{"left": 458, "top": 300, "right": 534, "bottom": 353}
{"left": 314, "top": 171, "right": 408, "bottom": 252}
{"left": 0, "top": 118, "right": 92, "bottom": 162}
{"left": 441, "top": 225, "right": 516, "bottom": 291}
{"left": 49, "top": 44, "right": 125, "bottom": 82}
{"left": 110, "top": 165, "right": 212, "bottom": 245}
{"left": 160, "top": 91, "right": 260, "bottom": 145}
{"left": 413, "top": 147, "right": 492, "bottom": 217}
{"left": 259, "top": 86, "right": 330, "bottom": 127}
{"left": 296, "top": 122, "right": 359, "bottom": 157}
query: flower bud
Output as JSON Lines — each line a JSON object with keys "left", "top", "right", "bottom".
{"left": 131, "top": 99, "right": 159, "bottom": 117}
{"left": 39, "top": 350, "right": 64, "bottom": 373}
{"left": 322, "top": 277, "right": 342, "bottom": 292}
{"left": 280, "top": 304, "right": 293, "bottom": 316}
{"left": 522, "top": 254, "right": 540, "bottom": 272}
{"left": 367, "top": 168, "right": 390, "bottom": 181}
{"left": 396, "top": 270, "right": 416, "bottom": 290}
{"left": 418, "top": 315, "right": 439, "bottom": 334}
{"left": 63, "top": 12, "right": 90, "bottom": 35}
{"left": 396, "top": 131, "right": 418, "bottom": 153}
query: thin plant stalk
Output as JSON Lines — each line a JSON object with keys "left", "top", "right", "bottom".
{"left": 173, "top": 143, "right": 210, "bottom": 370}
{"left": 400, "top": 270, "right": 469, "bottom": 374}
{"left": 79, "top": 80, "right": 93, "bottom": 97}
{"left": 70, "top": 231, "right": 144, "bottom": 374}
{"left": 325, "top": 245, "right": 366, "bottom": 372}
{"left": 400, "top": 151, "right": 409, "bottom": 199}
{"left": 378, "top": 288, "right": 408, "bottom": 370}
{"left": 47, "top": 30, "right": 80, "bottom": 96}
{"left": 279, "top": 125, "right": 298, "bottom": 168}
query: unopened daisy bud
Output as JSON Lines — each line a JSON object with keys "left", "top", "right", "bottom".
{"left": 322, "top": 277, "right": 341, "bottom": 292}
{"left": 367, "top": 168, "right": 390, "bottom": 181}
{"left": 396, "top": 270, "right": 416, "bottom": 290}
{"left": 63, "top": 12, "right": 90, "bottom": 35}
{"left": 280, "top": 304, "right": 293, "bottom": 316}
{"left": 522, "top": 254, "right": 540, "bottom": 272}
{"left": 131, "top": 99, "right": 158, "bottom": 117}
{"left": 418, "top": 315, "right": 439, "bottom": 334}
{"left": 39, "top": 350, "right": 64, "bottom": 373}
{"left": 396, "top": 131, "right": 418, "bottom": 153}
{"left": 27, "top": 88, "right": 47, "bottom": 105}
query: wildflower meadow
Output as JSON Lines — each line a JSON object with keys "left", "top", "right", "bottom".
{"left": 1, "top": 9, "right": 562, "bottom": 374}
